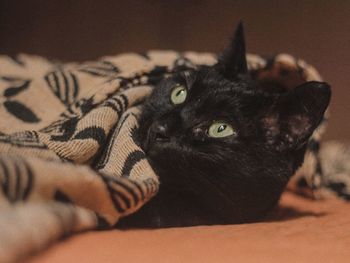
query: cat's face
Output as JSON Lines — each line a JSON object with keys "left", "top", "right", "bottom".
{"left": 131, "top": 23, "right": 331, "bottom": 228}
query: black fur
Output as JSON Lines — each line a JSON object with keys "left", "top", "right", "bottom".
{"left": 119, "top": 23, "right": 331, "bottom": 228}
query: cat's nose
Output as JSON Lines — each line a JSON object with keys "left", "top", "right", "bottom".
{"left": 151, "top": 123, "right": 170, "bottom": 142}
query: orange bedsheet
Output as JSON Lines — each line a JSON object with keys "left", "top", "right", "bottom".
{"left": 30, "top": 192, "right": 350, "bottom": 263}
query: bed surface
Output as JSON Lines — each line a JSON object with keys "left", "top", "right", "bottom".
{"left": 29, "top": 192, "right": 350, "bottom": 263}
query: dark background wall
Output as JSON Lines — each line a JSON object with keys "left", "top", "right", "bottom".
{"left": 0, "top": 0, "right": 349, "bottom": 140}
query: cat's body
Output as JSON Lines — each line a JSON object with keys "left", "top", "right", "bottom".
{"left": 119, "top": 23, "right": 331, "bottom": 228}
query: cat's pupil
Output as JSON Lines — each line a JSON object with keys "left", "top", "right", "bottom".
{"left": 218, "top": 125, "right": 227, "bottom": 133}
{"left": 176, "top": 90, "right": 184, "bottom": 96}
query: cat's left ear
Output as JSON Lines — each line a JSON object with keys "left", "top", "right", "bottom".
{"left": 264, "top": 81, "right": 331, "bottom": 151}
{"left": 217, "top": 21, "right": 248, "bottom": 79}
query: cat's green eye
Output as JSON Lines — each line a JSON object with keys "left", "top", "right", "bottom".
{"left": 208, "top": 122, "right": 236, "bottom": 138}
{"left": 171, "top": 85, "right": 187, "bottom": 105}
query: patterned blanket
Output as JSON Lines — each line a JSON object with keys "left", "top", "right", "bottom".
{"left": 0, "top": 51, "right": 348, "bottom": 262}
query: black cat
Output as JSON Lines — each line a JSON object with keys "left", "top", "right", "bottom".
{"left": 119, "top": 23, "right": 331, "bottom": 228}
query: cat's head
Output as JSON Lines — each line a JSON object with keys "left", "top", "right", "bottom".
{"left": 137, "top": 22, "right": 331, "bottom": 226}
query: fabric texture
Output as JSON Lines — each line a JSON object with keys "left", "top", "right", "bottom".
{"left": 0, "top": 51, "right": 348, "bottom": 262}
{"left": 29, "top": 191, "right": 350, "bottom": 263}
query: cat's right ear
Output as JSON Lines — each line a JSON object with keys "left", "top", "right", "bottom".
{"left": 217, "top": 21, "right": 248, "bottom": 80}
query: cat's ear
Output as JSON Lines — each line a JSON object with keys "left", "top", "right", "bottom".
{"left": 263, "top": 81, "right": 331, "bottom": 151}
{"left": 217, "top": 21, "right": 248, "bottom": 79}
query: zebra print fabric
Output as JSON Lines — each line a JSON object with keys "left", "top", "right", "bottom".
{"left": 0, "top": 51, "right": 347, "bottom": 262}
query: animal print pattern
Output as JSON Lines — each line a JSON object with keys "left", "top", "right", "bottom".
{"left": 0, "top": 51, "right": 348, "bottom": 262}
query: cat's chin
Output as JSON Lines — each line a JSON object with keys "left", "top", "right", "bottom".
{"left": 147, "top": 142, "right": 179, "bottom": 156}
